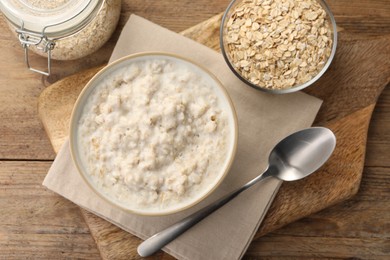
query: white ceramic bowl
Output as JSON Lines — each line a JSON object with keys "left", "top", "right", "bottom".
{"left": 70, "top": 52, "right": 238, "bottom": 215}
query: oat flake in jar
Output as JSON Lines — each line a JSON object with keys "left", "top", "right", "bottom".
{"left": 0, "top": 0, "right": 121, "bottom": 75}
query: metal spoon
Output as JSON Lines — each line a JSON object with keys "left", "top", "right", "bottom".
{"left": 138, "top": 127, "right": 336, "bottom": 257}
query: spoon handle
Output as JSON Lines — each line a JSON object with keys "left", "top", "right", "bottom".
{"left": 137, "top": 171, "right": 271, "bottom": 257}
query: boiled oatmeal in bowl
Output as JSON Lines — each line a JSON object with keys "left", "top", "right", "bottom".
{"left": 70, "top": 52, "right": 238, "bottom": 215}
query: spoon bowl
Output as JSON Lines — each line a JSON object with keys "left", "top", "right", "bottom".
{"left": 268, "top": 127, "right": 336, "bottom": 182}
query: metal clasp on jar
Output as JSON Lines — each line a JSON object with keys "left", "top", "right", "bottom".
{"left": 16, "top": 22, "right": 55, "bottom": 76}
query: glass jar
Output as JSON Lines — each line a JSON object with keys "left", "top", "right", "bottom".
{"left": 0, "top": 0, "right": 121, "bottom": 75}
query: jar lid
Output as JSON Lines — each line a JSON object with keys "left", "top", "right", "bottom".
{"left": 0, "top": 0, "right": 102, "bottom": 37}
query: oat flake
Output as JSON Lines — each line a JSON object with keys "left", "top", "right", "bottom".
{"left": 225, "top": 0, "right": 333, "bottom": 90}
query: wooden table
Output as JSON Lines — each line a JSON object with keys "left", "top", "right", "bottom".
{"left": 0, "top": 0, "right": 389, "bottom": 259}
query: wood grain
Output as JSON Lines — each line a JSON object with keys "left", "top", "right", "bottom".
{"left": 0, "top": 0, "right": 389, "bottom": 259}
{"left": 246, "top": 165, "right": 390, "bottom": 259}
{"left": 0, "top": 34, "right": 56, "bottom": 160}
{"left": 365, "top": 87, "right": 390, "bottom": 167}
{"left": 0, "top": 161, "right": 100, "bottom": 259}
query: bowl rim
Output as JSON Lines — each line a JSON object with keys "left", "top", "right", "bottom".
{"left": 69, "top": 51, "right": 238, "bottom": 216}
{"left": 220, "top": 0, "right": 338, "bottom": 94}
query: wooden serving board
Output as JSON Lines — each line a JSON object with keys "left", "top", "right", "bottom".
{"left": 38, "top": 13, "right": 390, "bottom": 259}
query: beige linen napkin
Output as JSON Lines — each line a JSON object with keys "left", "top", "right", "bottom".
{"left": 43, "top": 15, "right": 322, "bottom": 260}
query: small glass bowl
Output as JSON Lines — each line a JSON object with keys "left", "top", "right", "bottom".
{"left": 220, "top": 0, "right": 337, "bottom": 94}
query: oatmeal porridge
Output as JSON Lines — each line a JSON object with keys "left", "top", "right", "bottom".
{"left": 76, "top": 55, "right": 235, "bottom": 213}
